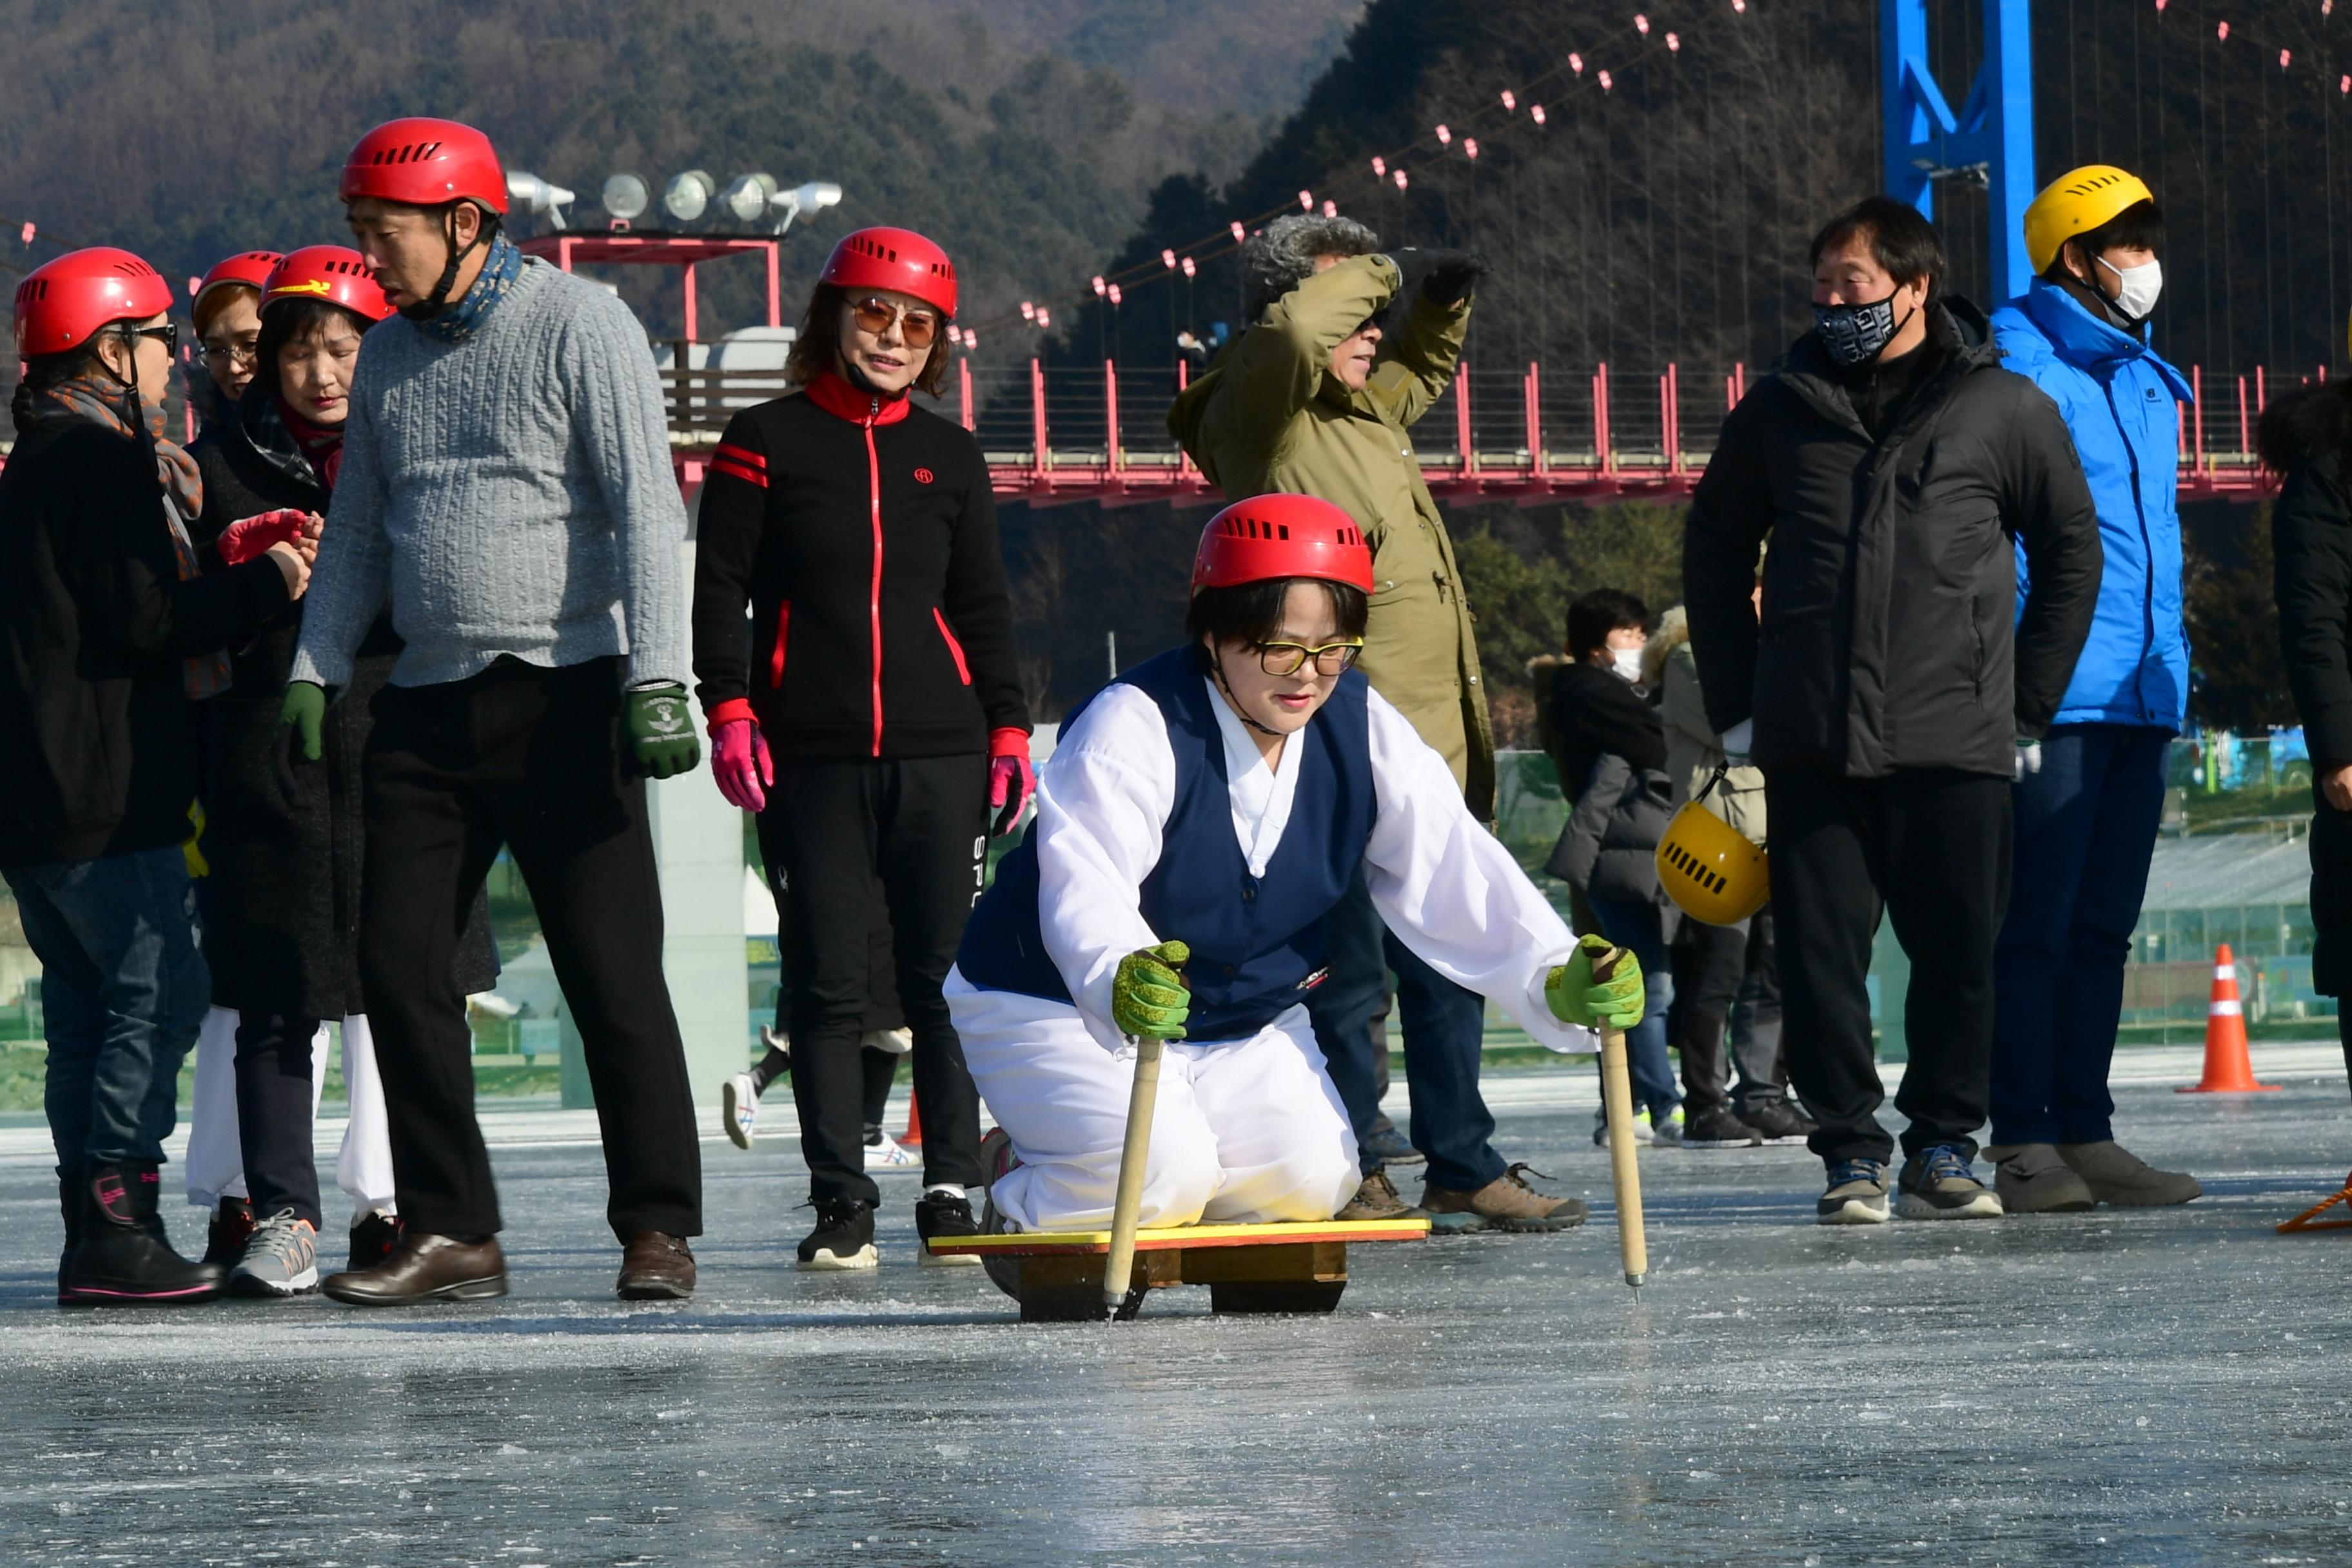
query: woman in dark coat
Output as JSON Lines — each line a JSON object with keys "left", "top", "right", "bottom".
{"left": 185, "top": 246, "right": 496, "bottom": 1295}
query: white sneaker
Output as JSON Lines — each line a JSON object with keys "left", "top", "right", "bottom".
{"left": 864, "top": 1130, "right": 919, "bottom": 1171}
{"left": 721, "top": 1073, "right": 760, "bottom": 1150}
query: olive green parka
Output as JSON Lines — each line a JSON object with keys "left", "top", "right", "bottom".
{"left": 1168, "top": 253, "right": 1494, "bottom": 818}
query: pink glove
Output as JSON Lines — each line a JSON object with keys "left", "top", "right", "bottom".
{"left": 216, "top": 509, "right": 311, "bottom": 567}
{"left": 710, "top": 712, "right": 772, "bottom": 813}
{"left": 988, "top": 727, "right": 1034, "bottom": 838}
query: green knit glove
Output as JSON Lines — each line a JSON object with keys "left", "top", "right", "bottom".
{"left": 625, "top": 683, "right": 701, "bottom": 780}
{"left": 279, "top": 681, "right": 327, "bottom": 763}
{"left": 1546, "top": 934, "right": 1645, "bottom": 1029}
{"left": 1112, "top": 940, "right": 1191, "bottom": 1041}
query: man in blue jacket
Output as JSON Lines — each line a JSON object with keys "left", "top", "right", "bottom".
{"left": 1986, "top": 166, "right": 2203, "bottom": 1213}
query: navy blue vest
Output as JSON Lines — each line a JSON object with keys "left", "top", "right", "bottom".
{"left": 957, "top": 646, "right": 1377, "bottom": 1041}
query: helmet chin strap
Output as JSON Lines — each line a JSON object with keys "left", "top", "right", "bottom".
{"left": 400, "top": 204, "right": 490, "bottom": 322}
{"left": 1208, "top": 647, "right": 1288, "bottom": 739}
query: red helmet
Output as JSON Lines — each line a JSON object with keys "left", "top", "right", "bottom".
{"left": 1191, "top": 493, "right": 1374, "bottom": 596}
{"left": 340, "top": 117, "right": 507, "bottom": 213}
{"left": 820, "top": 227, "right": 957, "bottom": 318}
{"left": 12, "top": 246, "right": 176, "bottom": 356}
{"left": 261, "top": 246, "right": 394, "bottom": 322}
{"left": 193, "top": 250, "right": 282, "bottom": 319}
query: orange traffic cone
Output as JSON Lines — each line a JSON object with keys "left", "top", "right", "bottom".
{"left": 2177, "top": 943, "right": 2280, "bottom": 1093}
{"left": 900, "top": 1090, "right": 923, "bottom": 1148}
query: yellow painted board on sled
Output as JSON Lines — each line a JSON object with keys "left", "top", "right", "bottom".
{"left": 926, "top": 1217, "right": 1430, "bottom": 1256}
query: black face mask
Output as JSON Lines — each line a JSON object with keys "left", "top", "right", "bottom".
{"left": 1813, "top": 294, "right": 1916, "bottom": 368}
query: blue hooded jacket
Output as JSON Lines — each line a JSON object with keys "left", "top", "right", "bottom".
{"left": 1990, "top": 280, "right": 2195, "bottom": 732}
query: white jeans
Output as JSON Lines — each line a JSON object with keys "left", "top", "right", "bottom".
{"left": 183, "top": 1006, "right": 397, "bottom": 1222}
{"left": 946, "top": 968, "right": 1359, "bottom": 1233}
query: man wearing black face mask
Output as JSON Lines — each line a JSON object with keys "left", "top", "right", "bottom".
{"left": 1683, "top": 196, "right": 2101, "bottom": 1229}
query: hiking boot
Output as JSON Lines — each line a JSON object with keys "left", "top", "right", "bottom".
{"left": 205, "top": 1195, "right": 257, "bottom": 1268}
{"left": 865, "top": 1127, "right": 919, "bottom": 1171}
{"left": 2057, "top": 1140, "right": 2203, "bottom": 1207}
{"left": 1895, "top": 1144, "right": 2003, "bottom": 1220}
{"left": 1817, "top": 1158, "right": 1890, "bottom": 1225}
{"left": 1362, "top": 1116, "right": 1422, "bottom": 1166}
{"left": 1683, "top": 1107, "right": 1763, "bottom": 1149}
{"left": 60, "top": 1164, "right": 225, "bottom": 1305}
{"left": 1337, "top": 1170, "right": 1413, "bottom": 1220}
{"left": 1742, "top": 1099, "right": 1818, "bottom": 1147}
{"left": 916, "top": 1190, "right": 983, "bottom": 1268}
{"left": 721, "top": 1072, "right": 761, "bottom": 1150}
{"left": 347, "top": 1209, "right": 405, "bottom": 1272}
{"left": 1419, "top": 1164, "right": 1588, "bottom": 1233}
{"left": 230, "top": 1209, "right": 320, "bottom": 1298}
{"left": 1983, "top": 1143, "right": 2096, "bottom": 1214}
{"left": 797, "top": 1197, "right": 878, "bottom": 1271}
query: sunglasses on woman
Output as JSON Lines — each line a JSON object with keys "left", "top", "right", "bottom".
{"left": 1252, "top": 638, "right": 1364, "bottom": 678}
{"left": 850, "top": 295, "right": 942, "bottom": 349}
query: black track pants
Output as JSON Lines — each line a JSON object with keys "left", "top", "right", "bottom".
{"left": 358, "top": 657, "right": 701, "bottom": 1241}
{"left": 763, "top": 754, "right": 988, "bottom": 1205}
{"left": 234, "top": 1011, "right": 324, "bottom": 1228}
{"left": 1765, "top": 768, "right": 2011, "bottom": 1166}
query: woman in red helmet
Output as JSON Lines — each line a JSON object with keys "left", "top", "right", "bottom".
{"left": 180, "top": 248, "right": 499, "bottom": 1298}
{"left": 949, "top": 495, "right": 1635, "bottom": 1248}
{"left": 693, "top": 226, "right": 1032, "bottom": 1271}
{"left": 0, "top": 246, "right": 310, "bottom": 1304}
{"left": 188, "top": 251, "right": 281, "bottom": 427}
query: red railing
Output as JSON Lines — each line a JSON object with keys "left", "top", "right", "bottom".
{"left": 662, "top": 357, "right": 2290, "bottom": 504}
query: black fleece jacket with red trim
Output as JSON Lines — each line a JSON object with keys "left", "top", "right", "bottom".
{"left": 692, "top": 372, "right": 1028, "bottom": 760}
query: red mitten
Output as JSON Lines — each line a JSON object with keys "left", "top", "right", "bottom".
{"left": 217, "top": 509, "right": 311, "bottom": 567}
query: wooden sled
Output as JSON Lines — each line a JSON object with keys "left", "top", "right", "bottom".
{"left": 928, "top": 1217, "right": 1429, "bottom": 1323}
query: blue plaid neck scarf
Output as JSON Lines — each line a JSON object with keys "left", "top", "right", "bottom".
{"left": 415, "top": 231, "right": 523, "bottom": 345}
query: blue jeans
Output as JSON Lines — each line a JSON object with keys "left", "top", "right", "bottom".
{"left": 5, "top": 847, "right": 211, "bottom": 1181}
{"left": 1585, "top": 896, "right": 1682, "bottom": 1120}
{"left": 1309, "top": 870, "right": 1506, "bottom": 1193}
{"left": 1990, "top": 723, "right": 2171, "bottom": 1146}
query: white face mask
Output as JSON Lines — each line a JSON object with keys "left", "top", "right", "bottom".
{"left": 1611, "top": 646, "right": 1647, "bottom": 683}
{"left": 2097, "top": 255, "right": 2162, "bottom": 323}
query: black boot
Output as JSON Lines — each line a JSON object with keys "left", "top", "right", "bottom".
{"left": 55, "top": 1166, "right": 81, "bottom": 1295}
{"left": 59, "top": 1164, "right": 225, "bottom": 1306}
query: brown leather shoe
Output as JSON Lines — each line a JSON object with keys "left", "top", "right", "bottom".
{"left": 616, "top": 1231, "right": 696, "bottom": 1300}
{"left": 321, "top": 1232, "right": 507, "bottom": 1306}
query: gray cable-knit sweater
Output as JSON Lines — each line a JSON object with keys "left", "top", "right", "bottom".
{"left": 289, "top": 260, "right": 686, "bottom": 692}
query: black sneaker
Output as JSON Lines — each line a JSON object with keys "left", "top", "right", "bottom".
{"left": 1683, "top": 1107, "right": 1763, "bottom": 1149}
{"left": 915, "top": 1190, "right": 983, "bottom": 1268}
{"left": 1896, "top": 1144, "right": 2004, "bottom": 1220}
{"left": 204, "top": 1195, "right": 255, "bottom": 1268}
{"left": 1741, "top": 1099, "right": 1818, "bottom": 1147}
{"left": 796, "top": 1198, "right": 878, "bottom": 1272}
{"left": 347, "top": 1209, "right": 406, "bottom": 1272}
{"left": 1816, "top": 1158, "right": 1890, "bottom": 1226}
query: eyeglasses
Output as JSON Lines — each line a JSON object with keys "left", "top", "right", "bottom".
{"left": 123, "top": 322, "right": 179, "bottom": 358}
{"left": 197, "top": 335, "right": 259, "bottom": 368}
{"left": 849, "top": 295, "right": 942, "bottom": 349}
{"left": 1252, "top": 638, "right": 1364, "bottom": 678}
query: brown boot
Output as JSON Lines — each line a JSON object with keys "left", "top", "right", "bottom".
{"left": 322, "top": 1232, "right": 507, "bottom": 1306}
{"left": 1337, "top": 1170, "right": 1413, "bottom": 1220}
{"left": 1419, "top": 1164, "right": 1589, "bottom": 1232}
{"left": 616, "top": 1232, "right": 696, "bottom": 1300}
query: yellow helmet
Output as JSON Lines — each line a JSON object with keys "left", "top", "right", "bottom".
{"left": 2023, "top": 164, "right": 2156, "bottom": 276}
{"left": 1656, "top": 801, "right": 1768, "bottom": 925}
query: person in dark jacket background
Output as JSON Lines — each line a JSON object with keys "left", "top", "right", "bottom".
{"left": 1685, "top": 197, "right": 2101, "bottom": 1228}
{"left": 184, "top": 247, "right": 499, "bottom": 1297}
{"left": 1983, "top": 167, "right": 2203, "bottom": 1214}
{"left": 2267, "top": 369, "right": 2352, "bottom": 1098}
{"left": 693, "top": 226, "right": 1030, "bottom": 1272}
{"left": 1, "top": 246, "right": 309, "bottom": 1304}
{"left": 1545, "top": 589, "right": 1683, "bottom": 1144}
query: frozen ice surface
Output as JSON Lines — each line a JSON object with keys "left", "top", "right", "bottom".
{"left": 5, "top": 1063, "right": 2352, "bottom": 1565}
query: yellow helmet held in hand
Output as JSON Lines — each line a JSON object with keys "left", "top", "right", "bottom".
{"left": 2023, "top": 165, "right": 2157, "bottom": 276}
{"left": 1656, "top": 799, "right": 1768, "bottom": 925}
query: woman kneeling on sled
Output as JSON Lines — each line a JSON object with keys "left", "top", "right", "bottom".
{"left": 948, "top": 493, "right": 1643, "bottom": 1234}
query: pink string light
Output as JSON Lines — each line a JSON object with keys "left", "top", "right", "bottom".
{"left": 1531, "top": 104, "right": 1547, "bottom": 125}
{"left": 1370, "top": 155, "right": 1386, "bottom": 176}
{"left": 1500, "top": 90, "right": 1516, "bottom": 111}
{"left": 1570, "top": 52, "right": 1584, "bottom": 74}
{"left": 1230, "top": 221, "right": 1246, "bottom": 243}
{"left": 1106, "top": 284, "right": 1121, "bottom": 306}
{"left": 1181, "top": 255, "right": 1197, "bottom": 278}
{"left": 18, "top": 222, "right": 32, "bottom": 245}
{"left": 1297, "top": 190, "right": 1313, "bottom": 210}
{"left": 1161, "top": 248, "right": 1177, "bottom": 269}
{"left": 1635, "top": 14, "right": 1650, "bottom": 34}
{"left": 2282, "top": 48, "right": 2293, "bottom": 69}
{"left": 1599, "top": 69, "right": 1614, "bottom": 90}
{"left": 1393, "top": 168, "right": 1409, "bottom": 190}
{"left": 1091, "top": 275, "right": 1105, "bottom": 296}
{"left": 2217, "top": 20, "right": 2228, "bottom": 39}
{"left": 1019, "top": 300, "right": 1034, "bottom": 321}
{"left": 1035, "top": 308, "right": 1050, "bottom": 328}
{"left": 1464, "top": 137, "right": 1480, "bottom": 160}
{"left": 1668, "top": 31, "right": 1681, "bottom": 51}
{"left": 1435, "top": 124, "right": 1453, "bottom": 144}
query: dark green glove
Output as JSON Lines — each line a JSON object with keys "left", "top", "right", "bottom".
{"left": 1112, "top": 940, "right": 1191, "bottom": 1041}
{"left": 1546, "top": 934, "right": 1645, "bottom": 1029}
{"left": 625, "top": 683, "right": 701, "bottom": 780}
{"left": 279, "top": 681, "right": 327, "bottom": 763}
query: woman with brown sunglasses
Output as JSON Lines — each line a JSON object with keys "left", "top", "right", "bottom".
{"left": 692, "top": 226, "right": 1031, "bottom": 1273}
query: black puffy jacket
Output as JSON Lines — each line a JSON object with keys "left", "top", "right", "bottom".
{"left": 1683, "top": 300, "right": 2102, "bottom": 778}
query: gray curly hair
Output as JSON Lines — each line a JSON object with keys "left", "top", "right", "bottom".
{"left": 1239, "top": 213, "right": 1383, "bottom": 322}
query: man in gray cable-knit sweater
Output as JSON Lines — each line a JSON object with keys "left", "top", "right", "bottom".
{"left": 283, "top": 117, "right": 704, "bottom": 1307}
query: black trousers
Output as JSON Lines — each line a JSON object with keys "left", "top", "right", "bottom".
{"left": 1765, "top": 768, "right": 2012, "bottom": 1165}
{"left": 763, "top": 754, "right": 988, "bottom": 1204}
{"left": 1670, "top": 909, "right": 1788, "bottom": 1117}
{"left": 358, "top": 657, "right": 701, "bottom": 1240}
{"left": 234, "top": 1011, "right": 324, "bottom": 1228}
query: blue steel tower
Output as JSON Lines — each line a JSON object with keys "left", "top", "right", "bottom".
{"left": 1881, "top": 0, "right": 2037, "bottom": 304}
